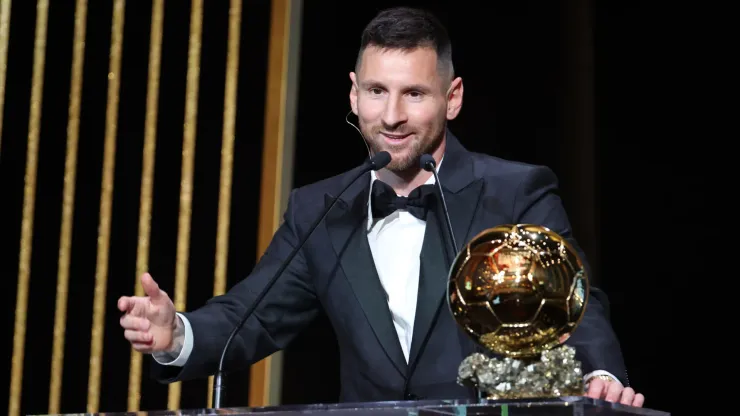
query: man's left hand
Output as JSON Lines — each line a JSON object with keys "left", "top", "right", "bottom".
{"left": 585, "top": 378, "right": 645, "bottom": 407}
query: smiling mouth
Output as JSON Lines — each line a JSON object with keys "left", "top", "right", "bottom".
{"left": 381, "top": 132, "right": 411, "bottom": 141}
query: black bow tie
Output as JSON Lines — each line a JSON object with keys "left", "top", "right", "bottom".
{"left": 370, "top": 180, "right": 435, "bottom": 220}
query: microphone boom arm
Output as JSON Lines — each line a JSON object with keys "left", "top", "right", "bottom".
{"left": 212, "top": 151, "right": 391, "bottom": 409}
{"left": 421, "top": 155, "right": 458, "bottom": 253}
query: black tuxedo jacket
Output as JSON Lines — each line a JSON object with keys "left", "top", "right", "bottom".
{"left": 151, "top": 132, "right": 628, "bottom": 402}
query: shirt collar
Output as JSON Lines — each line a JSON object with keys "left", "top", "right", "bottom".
{"left": 366, "top": 156, "right": 443, "bottom": 229}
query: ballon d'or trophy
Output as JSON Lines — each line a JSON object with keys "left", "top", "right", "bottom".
{"left": 449, "top": 224, "right": 588, "bottom": 399}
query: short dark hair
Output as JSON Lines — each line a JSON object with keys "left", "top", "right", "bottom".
{"left": 355, "top": 7, "right": 454, "bottom": 83}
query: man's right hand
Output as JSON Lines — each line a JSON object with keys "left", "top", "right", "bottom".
{"left": 118, "top": 273, "right": 178, "bottom": 354}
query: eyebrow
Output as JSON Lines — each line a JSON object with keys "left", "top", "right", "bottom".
{"left": 359, "top": 80, "right": 433, "bottom": 94}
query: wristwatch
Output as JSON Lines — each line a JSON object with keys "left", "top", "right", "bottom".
{"left": 586, "top": 374, "right": 617, "bottom": 384}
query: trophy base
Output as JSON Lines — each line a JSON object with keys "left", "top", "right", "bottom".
{"left": 457, "top": 345, "right": 584, "bottom": 400}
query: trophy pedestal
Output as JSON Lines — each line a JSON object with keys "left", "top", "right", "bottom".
{"left": 458, "top": 345, "right": 585, "bottom": 400}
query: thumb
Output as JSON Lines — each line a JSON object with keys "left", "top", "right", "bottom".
{"left": 141, "top": 273, "right": 161, "bottom": 300}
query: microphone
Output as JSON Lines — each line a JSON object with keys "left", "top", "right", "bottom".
{"left": 420, "top": 154, "right": 458, "bottom": 254}
{"left": 212, "top": 151, "right": 391, "bottom": 408}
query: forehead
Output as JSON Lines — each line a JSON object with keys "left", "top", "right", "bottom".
{"left": 357, "top": 46, "right": 440, "bottom": 87}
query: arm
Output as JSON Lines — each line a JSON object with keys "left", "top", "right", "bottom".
{"left": 151, "top": 190, "right": 320, "bottom": 383}
{"left": 511, "top": 166, "right": 629, "bottom": 386}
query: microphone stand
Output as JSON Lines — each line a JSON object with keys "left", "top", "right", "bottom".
{"left": 211, "top": 151, "right": 391, "bottom": 409}
{"left": 420, "top": 155, "right": 457, "bottom": 253}
{"left": 421, "top": 154, "right": 485, "bottom": 400}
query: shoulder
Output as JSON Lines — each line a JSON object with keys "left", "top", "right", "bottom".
{"left": 290, "top": 169, "right": 358, "bottom": 202}
{"left": 457, "top": 146, "right": 567, "bottom": 227}
{"left": 466, "top": 150, "right": 559, "bottom": 191}
{"left": 283, "top": 167, "right": 365, "bottom": 220}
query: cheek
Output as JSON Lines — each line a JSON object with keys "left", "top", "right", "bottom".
{"left": 358, "top": 99, "right": 384, "bottom": 122}
{"left": 407, "top": 105, "right": 444, "bottom": 130}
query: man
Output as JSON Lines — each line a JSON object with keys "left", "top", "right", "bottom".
{"left": 118, "top": 7, "right": 644, "bottom": 407}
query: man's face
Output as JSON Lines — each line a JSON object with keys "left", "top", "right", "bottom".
{"left": 350, "top": 46, "right": 462, "bottom": 172}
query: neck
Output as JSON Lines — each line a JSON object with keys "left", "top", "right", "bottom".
{"left": 376, "top": 137, "right": 446, "bottom": 196}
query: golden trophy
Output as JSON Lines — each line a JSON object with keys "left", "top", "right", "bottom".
{"left": 448, "top": 224, "right": 588, "bottom": 399}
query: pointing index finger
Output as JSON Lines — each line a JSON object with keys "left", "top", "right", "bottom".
{"left": 118, "top": 297, "right": 131, "bottom": 312}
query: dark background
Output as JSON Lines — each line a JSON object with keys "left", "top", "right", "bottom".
{"left": 0, "top": 1, "right": 689, "bottom": 415}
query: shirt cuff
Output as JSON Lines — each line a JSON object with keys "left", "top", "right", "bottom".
{"left": 584, "top": 370, "right": 623, "bottom": 387}
{"left": 151, "top": 313, "right": 193, "bottom": 367}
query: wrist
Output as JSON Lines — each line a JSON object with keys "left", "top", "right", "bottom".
{"left": 171, "top": 312, "right": 180, "bottom": 332}
{"left": 584, "top": 373, "right": 620, "bottom": 388}
{"left": 587, "top": 374, "right": 617, "bottom": 383}
{"left": 165, "top": 315, "right": 185, "bottom": 354}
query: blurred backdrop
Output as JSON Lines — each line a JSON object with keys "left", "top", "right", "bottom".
{"left": 0, "top": 1, "right": 684, "bottom": 415}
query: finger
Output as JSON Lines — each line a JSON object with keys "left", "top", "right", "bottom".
{"left": 141, "top": 273, "right": 161, "bottom": 300}
{"left": 120, "top": 295, "right": 152, "bottom": 317}
{"left": 124, "top": 329, "right": 153, "bottom": 344}
{"left": 633, "top": 393, "right": 645, "bottom": 408}
{"left": 619, "top": 387, "right": 635, "bottom": 406}
{"left": 585, "top": 379, "right": 606, "bottom": 399}
{"left": 605, "top": 381, "right": 622, "bottom": 402}
{"left": 120, "top": 314, "right": 151, "bottom": 331}
{"left": 131, "top": 342, "right": 153, "bottom": 354}
{"left": 118, "top": 296, "right": 132, "bottom": 312}
{"left": 122, "top": 296, "right": 150, "bottom": 317}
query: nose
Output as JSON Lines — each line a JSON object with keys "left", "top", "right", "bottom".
{"left": 381, "top": 95, "right": 407, "bottom": 128}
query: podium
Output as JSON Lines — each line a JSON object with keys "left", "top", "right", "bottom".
{"left": 54, "top": 397, "right": 670, "bottom": 415}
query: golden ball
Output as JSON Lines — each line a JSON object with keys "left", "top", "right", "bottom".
{"left": 447, "top": 224, "right": 588, "bottom": 358}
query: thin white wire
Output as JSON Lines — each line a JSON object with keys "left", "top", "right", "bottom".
{"left": 345, "top": 110, "right": 371, "bottom": 157}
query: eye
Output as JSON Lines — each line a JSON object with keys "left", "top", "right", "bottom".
{"left": 369, "top": 88, "right": 383, "bottom": 95}
{"left": 407, "top": 91, "right": 424, "bottom": 99}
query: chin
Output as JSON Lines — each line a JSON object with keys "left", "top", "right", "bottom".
{"left": 386, "top": 153, "right": 419, "bottom": 172}
{"left": 369, "top": 140, "right": 421, "bottom": 169}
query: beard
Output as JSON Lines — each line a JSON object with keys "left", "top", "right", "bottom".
{"left": 360, "top": 121, "right": 445, "bottom": 173}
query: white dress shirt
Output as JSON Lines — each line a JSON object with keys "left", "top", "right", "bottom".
{"left": 153, "top": 160, "right": 622, "bottom": 387}
{"left": 365, "top": 167, "right": 434, "bottom": 363}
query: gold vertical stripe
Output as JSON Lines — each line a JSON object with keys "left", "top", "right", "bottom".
{"left": 128, "top": 0, "right": 164, "bottom": 411}
{"left": 250, "top": 0, "right": 301, "bottom": 407}
{"left": 8, "top": 1, "right": 48, "bottom": 416}
{"left": 207, "top": 0, "right": 242, "bottom": 405}
{"left": 87, "top": 0, "right": 125, "bottom": 412}
{"left": 48, "top": 0, "right": 87, "bottom": 413}
{"left": 214, "top": 0, "right": 241, "bottom": 324}
{"left": 0, "top": 0, "right": 11, "bottom": 156}
{"left": 167, "top": 0, "right": 203, "bottom": 409}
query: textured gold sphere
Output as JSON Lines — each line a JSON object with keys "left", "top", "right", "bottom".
{"left": 448, "top": 224, "right": 588, "bottom": 358}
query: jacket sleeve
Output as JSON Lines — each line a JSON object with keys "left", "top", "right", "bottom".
{"left": 151, "top": 189, "right": 320, "bottom": 383}
{"left": 511, "top": 165, "right": 630, "bottom": 386}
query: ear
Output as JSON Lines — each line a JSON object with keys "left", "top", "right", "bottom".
{"left": 349, "top": 72, "right": 359, "bottom": 116}
{"left": 446, "top": 77, "right": 464, "bottom": 120}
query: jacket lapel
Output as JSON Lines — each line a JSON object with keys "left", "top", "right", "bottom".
{"left": 323, "top": 131, "right": 484, "bottom": 379}
{"left": 324, "top": 175, "right": 408, "bottom": 379}
{"left": 407, "top": 131, "right": 485, "bottom": 372}
{"left": 407, "top": 199, "right": 447, "bottom": 368}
